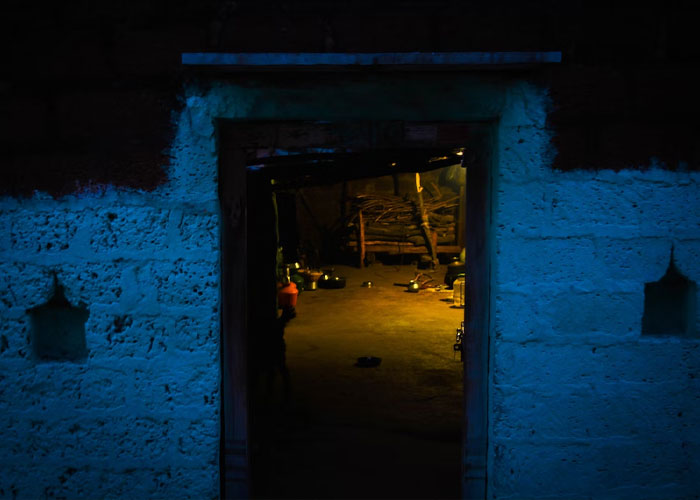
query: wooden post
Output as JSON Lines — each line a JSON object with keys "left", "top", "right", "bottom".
{"left": 358, "top": 209, "right": 366, "bottom": 268}
{"left": 219, "top": 144, "right": 250, "bottom": 499}
{"left": 463, "top": 126, "right": 492, "bottom": 500}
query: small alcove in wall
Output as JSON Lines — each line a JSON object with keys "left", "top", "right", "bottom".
{"left": 26, "top": 275, "right": 89, "bottom": 361}
{"left": 642, "top": 249, "right": 698, "bottom": 338}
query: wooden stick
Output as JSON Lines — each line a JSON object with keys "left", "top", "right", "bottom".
{"left": 415, "top": 173, "right": 438, "bottom": 267}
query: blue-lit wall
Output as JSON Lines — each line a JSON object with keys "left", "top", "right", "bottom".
{"left": 491, "top": 96, "right": 700, "bottom": 497}
{"left": 1, "top": 76, "right": 698, "bottom": 498}
{"left": 0, "top": 124, "right": 222, "bottom": 495}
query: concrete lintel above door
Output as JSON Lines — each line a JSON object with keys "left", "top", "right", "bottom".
{"left": 181, "top": 51, "right": 562, "bottom": 71}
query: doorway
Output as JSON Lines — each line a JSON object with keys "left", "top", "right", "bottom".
{"left": 219, "top": 121, "right": 492, "bottom": 499}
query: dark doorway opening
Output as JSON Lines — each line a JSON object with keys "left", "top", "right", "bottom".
{"left": 249, "top": 152, "right": 466, "bottom": 499}
{"left": 219, "top": 121, "right": 492, "bottom": 499}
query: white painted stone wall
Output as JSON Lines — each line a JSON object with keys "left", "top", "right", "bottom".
{"left": 0, "top": 82, "right": 265, "bottom": 499}
{"left": 491, "top": 86, "right": 700, "bottom": 499}
{"left": 2, "top": 76, "right": 697, "bottom": 499}
{"left": 0, "top": 107, "right": 222, "bottom": 497}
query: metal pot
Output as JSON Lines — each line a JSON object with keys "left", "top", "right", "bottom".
{"left": 444, "top": 258, "right": 465, "bottom": 288}
{"left": 318, "top": 275, "right": 346, "bottom": 289}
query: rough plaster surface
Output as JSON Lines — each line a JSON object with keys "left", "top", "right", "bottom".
{"left": 1, "top": 76, "right": 699, "bottom": 498}
{"left": 492, "top": 86, "right": 700, "bottom": 499}
{"left": 0, "top": 82, "right": 258, "bottom": 499}
{"left": 0, "top": 116, "right": 222, "bottom": 496}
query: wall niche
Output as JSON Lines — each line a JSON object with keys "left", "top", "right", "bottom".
{"left": 27, "top": 275, "right": 89, "bottom": 361}
{"left": 642, "top": 249, "right": 698, "bottom": 338}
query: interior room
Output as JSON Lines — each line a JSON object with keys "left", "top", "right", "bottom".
{"left": 246, "top": 148, "right": 468, "bottom": 498}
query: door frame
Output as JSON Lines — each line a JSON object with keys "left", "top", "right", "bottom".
{"left": 218, "top": 120, "right": 493, "bottom": 499}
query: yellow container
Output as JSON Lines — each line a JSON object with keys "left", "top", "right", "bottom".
{"left": 452, "top": 276, "right": 466, "bottom": 308}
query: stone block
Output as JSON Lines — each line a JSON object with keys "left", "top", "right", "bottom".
{"left": 88, "top": 207, "right": 170, "bottom": 255}
{"left": 172, "top": 313, "right": 219, "bottom": 353}
{"left": 58, "top": 260, "right": 127, "bottom": 307}
{"left": 153, "top": 259, "right": 219, "bottom": 308}
{"left": 497, "top": 125, "right": 556, "bottom": 184}
{"left": 116, "top": 263, "right": 161, "bottom": 314}
{"left": 10, "top": 210, "right": 81, "bottom": 254}
{"left": 0, "top": 317, "right": 30, "bottom": 361}
{"left": 633, "top": 182, "right": 700, "bottom": 240}
{"left": 493, "top": 340, "right": 700, "bottom": 387}
{"left": 496, "top": 170, "right": 700, "bottom": 240}
{"left": 491, "top": 438, "right": 699, "bottom": 499}
{"left": 85, "top": 311, "right": 174, "bottom": 361}
{"left": 3, "top": 460, "right": 215, "bottom": 499}
{"left": 496, "top": 237, "right": 603, "bottom": 289}
{"left": 177, "top": 211, "right": 219, "bottom": 254}
{"left": 163, "top": 142, "right": 219, "bottom": 205}
{"left": 494, "top": 181, "right": 551, "bottom": 239}
{"left": 493, "top": 290, "right": 556, "bottom": 341}
{"left": 0, "top": 261, "right": 52, "bottom": 310}
{"left": 492, "top": 380, "right": 700, "bottom": 442}
{"left": 549, "top": 175, "right": 698, "bottom": 239}
{"left": 546, "top": 290, "right": 642, "bottom": 335}
{"left": 591, "top": 237, "right": 677, "bottom": 284}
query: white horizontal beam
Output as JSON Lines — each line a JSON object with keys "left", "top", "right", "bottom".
{"left": 181, "top": 51, "right": 562, "bottom": 69}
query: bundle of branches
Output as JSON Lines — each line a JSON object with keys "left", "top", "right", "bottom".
{"left": 356, "top": 220, "right": 455, "bottom": 243}
{"left": 350, "top": 193, "right": 458, "bottom": 225}
{"left": 348, "top": 193, "right": 458, "bottom": 245}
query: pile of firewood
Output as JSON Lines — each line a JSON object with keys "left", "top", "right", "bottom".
{"left": 349, "top": 193, "right": 458, "bottom": 245}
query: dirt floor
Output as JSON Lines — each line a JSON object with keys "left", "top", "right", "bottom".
{"left": 252, "top": 263, "right": 465, "bottom": 499}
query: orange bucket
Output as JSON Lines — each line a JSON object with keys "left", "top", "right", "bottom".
{"left": 278, "top": 282, "right": 298, "bottom": 308}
